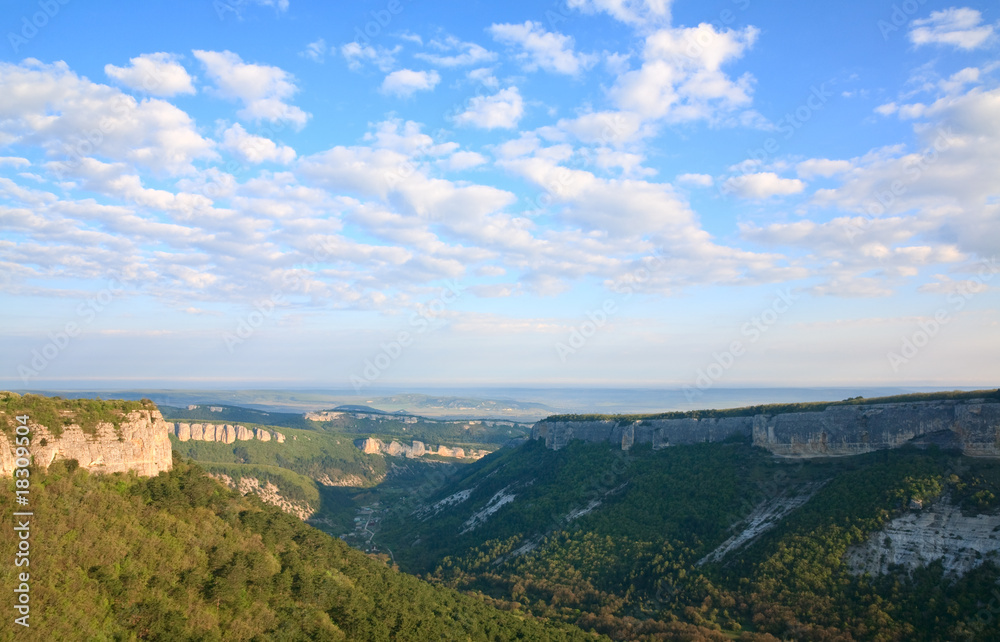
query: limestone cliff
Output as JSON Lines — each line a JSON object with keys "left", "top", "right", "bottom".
{"left": 0, "top": 409, "right": 173, "bottom": 477}
{"left": 172, "top": 423, "right": 285, "bottom": 444}
{"left": 533, "top": 398, "right": 1000, "bottom": 458}
{"left": 354, "top": 437, "right": 488, "bottom": 460}
{"left": 210, "top": 473, "right": 314, "bottom": 520}
{"left": 845, "top": 495, "right": 1000, "bottom": 576}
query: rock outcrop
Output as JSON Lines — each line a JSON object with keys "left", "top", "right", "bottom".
{"left": 210, "top": 473, "right": 314, "bottom": 520}
{"left": 173, "top": 423, "right": 286, "bottom": 444}
{"left": 846, "top": 495, "right": 1000, "bottom": 576}
{"left": 0, "top": 409, "right": 173, "bottom": 477}
{"left": 354, "top": 438, "right": 487, "bottom": 460}
{"left": 532, "top": 399, "right": 1000, "bottom": 458}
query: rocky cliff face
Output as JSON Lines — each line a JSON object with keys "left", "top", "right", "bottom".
{"left": 754, "top": 400, "right": 1000, "bottom": 458}
{"left": 210, "top": 473, "right": 314, "bottom": 520}
{"left": 0, "top": 409, "right": 173, "bottom": 477}
{"left": 172, "top": 423, "right": 285, "bottom": 444}
{"left": 532, "top": 416, "right": 754, "bottom": 451}
{"left": 533, "top": 399, "right": 1000, "bottom": 458}
{"left": 845, "top": 495, "right": 1000, "bottom": 576}
{"left": 355, "top": 437, "right": 488, "bottom": 460}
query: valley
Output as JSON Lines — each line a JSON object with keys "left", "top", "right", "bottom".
{"left": 4, "top": 389, "right": 1000, "bottom": 640}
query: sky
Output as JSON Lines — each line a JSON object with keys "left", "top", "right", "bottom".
{"left": 0, "top": 0, "right": 997, "bottom": 394}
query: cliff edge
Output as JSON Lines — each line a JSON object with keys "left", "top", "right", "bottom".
{"left": 0, "top": 393, "right": 173, "bottom": 477}
{"left": 533, "top": 392, "right": 1000, "bottom": 459}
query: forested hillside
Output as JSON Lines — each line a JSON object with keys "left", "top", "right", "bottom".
{"left": 0, "top": 455, "right": 600, "bottom": 641}
{"left": 378, "top": 438, "right": 1000, "bottom": 641}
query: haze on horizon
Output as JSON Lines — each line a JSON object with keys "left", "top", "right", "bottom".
{"left": 1, "top": 0, "right": 998, "bottom": 392}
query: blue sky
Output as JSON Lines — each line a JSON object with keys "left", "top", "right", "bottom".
{"left": 0, "top": 0, "right": 997, "bottom": 392}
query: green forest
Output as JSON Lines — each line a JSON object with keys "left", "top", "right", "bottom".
{"left": 0, "top": 456, "right": 600, "bottom": 641}
{"left": 5, "top": 392, "right": 1000, "bottom": 640}
{"left": 378, "top": 438, "right": 1000, "bottom": 641}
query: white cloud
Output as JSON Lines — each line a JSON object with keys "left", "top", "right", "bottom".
{"left": 443, "top": 151, "right": 487, "bottom": 171}
{"left": 0, "top": 157, "right": 30, "bottom": 168}
{"left": 301, "top": 38, "right": 328, "bottom": 63}
{"left": 105, "top": 53, "right": 196, "bottom": 97}
{"left": 918, "top": 273, "right": 992, "bottom": 295}
{"left": 676, "top": 173, "right": 713, "bottom": 187}
{"left": 806, "top": 86, "right": 1000, "bottom": 260}
{"left": 416, "top": 36, "right": 496, "bottom": 67}
{"left": 0, "top": 59, "right": 216, "bottom": 176}
{"left": 489, "top": 21, "right": 595, "bottom": 76}
{"left": 362, "top": 119, "right": 457, "bottom": 156}
{"left": 611, "top": 24, "right": 758, "bottom": 123}
{"left": 341, "top": 42, "right": 398, "bottom": 72}
{"left": 193, "top": 49, "right": 310, "bottom": 129}
{"left": 246, "top": 0, "right": 289, "bottom": 11}
{"left": 556, "top": 110, "right": 646, "bottom": 145}
{"left": 454, "top": 87, "right": 524, "bottom": 129}
{"left": 592, "top": 148, "right": 655, "bottom": 177}
{"left": 220, "top": 123, "right": 296, "bottom": 164}
{"left": 909, "top": 8, "right": 995, "bottom": 50}
{"left": 565, "top": 0, "right": 671, "bottom": 28}
{"left": 875, "top": 102, "right": 898, "bottom": 116}
{"left": 723, "top": 172, "right": 805, "bottom": 199}
{"left": 468, "top": 67, "right": 499, "bottom": 90}
{"left": 796, "top": 159, "right": 853, "bottom": 179}
{"left": 380, "top": 69, "right": 441, "bottom": 97}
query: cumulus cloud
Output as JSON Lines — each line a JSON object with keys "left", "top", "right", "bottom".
{"left": 220, "top": 123, "right": 296, "bottom": 164}
{"left": 0, "top": 59, "right": 215, "bottom": 176}
{"left": 341, "top": 42, "right": 398, "bottom": 72}
{"left": 468, "top": 67, "right": 499, "bottom": 89}
{"left": 676, "top": 173, "right": 713, "bottom": 187}
{"left": 909, "top": 7, "right": 995, "bottom": 50}
{"left": 381, "top": 69, "right": 441, "bottom": 97}
{"left": 301, "top": 38, "right": 328, "bottom": 63}
{"left": 556, "top": 110, "right": 646, "bottom": 145}
{"left": 442, "top": 151, "right": 488, "bottom": 171}
{"left": 796, "top": 159, "right": 853, "bottom": 179}
{"left": 454, "top": 87, "right": 524, "bottom": 129}
{"left": 105, "top": 53, "right": 195, "bottom": 97}
{"left": 416, "top": 36, "right": 496, "bottom": 67}
{"left": 723, "top": 172, "right": 804, "bottom": 199}
{"left": 565, "top": 0, "right": 671, "bottom": 28}
{"left": 193, "top": 49, "right": 310, "bottom": 128}
{"left": 611, "top": 24, "right": 759, "bottom": 123}
{"left": 489, "top": 21, "right": 596, "bottom": 75}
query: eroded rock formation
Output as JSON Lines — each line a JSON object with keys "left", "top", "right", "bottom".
{"left": 173, "top": 423, "right": 286, "bottom": 444}
{"left": 354, "top": 438, "right": 487, "bottom": 460}
{"left": 0, "top": 409, "right": 173, "bottom": 477}
{"left": 533, "top": 399, "right": 1000, "bottom": 458}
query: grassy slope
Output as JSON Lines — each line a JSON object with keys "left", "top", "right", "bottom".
{"left": 168, "top": 426, "right": 386, "bottom": 486}
{"left": 0, "top": 456, "right": 603, "bottom": 642}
